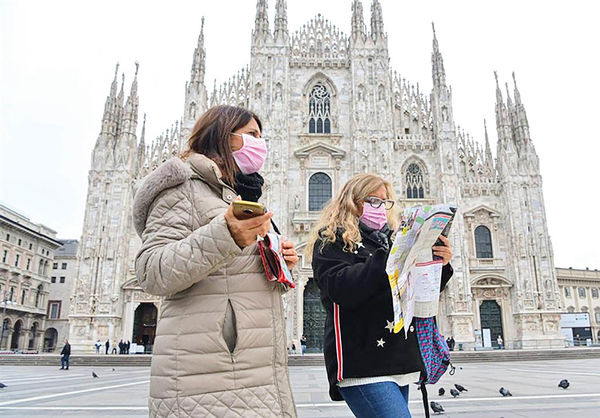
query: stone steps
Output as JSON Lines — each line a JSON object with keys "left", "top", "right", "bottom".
{"left": 2, "top": 348, "right": 599, "bottom": 367}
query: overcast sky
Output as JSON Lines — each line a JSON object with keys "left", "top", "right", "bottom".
{"left": 1, "top": 0, "right": 598, "bottom": 269}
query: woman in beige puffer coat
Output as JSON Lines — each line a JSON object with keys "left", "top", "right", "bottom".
{"left": 133, "top": 105, "right": 298, "bottom": 417}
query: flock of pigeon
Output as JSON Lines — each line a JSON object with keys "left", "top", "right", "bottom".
{"left": 428, "top": 379, "right": 571, "bottom": 414}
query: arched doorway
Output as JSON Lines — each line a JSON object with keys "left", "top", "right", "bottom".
{"left": 11, "top": 320, "right": 22, "bottom": 350}
{"left": 133, "top": 303, "right": 157, "bottom": 353}
{"left": 480, "top": 300, "right": 504, "bottom": 348}
{"left": 43, "top": 328, "right": 58, "bottom": 352}
{"left": 1, "top": 318, "right": 10, "bottom": 349}
{"left": 303, "top": 278, "right": 326, "bottom": 353}
{"left": 28, "top": 322, "right": 39, "bottom": 350}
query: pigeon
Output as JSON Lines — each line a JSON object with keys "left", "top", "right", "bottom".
{"left": 92, "top": 371, "right": 99, "bottom": 378}
{"left": 499, "top": 387, "right": 512, "bottom": 397}
{"left": 112, "top": 368, "right": 115, "bottom": 371}
{"left": 430, "top": 401, "right": 445, "bottom": 414}
{"left": 438, "top": 387, "right": 445, "bottom": 396}
{"left": 454, "top": 383, "right": 468, "bottom": 392}
{"left": 0, "top": 382, "right": 6, "bottom": 388}
{"left": 558, "top": 379, "right": 569, "bottom": 389}
{"left": 450, "top": 388, "right": 460, "bottom": 398}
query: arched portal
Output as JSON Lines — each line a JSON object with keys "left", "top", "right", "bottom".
{"left": 11, "top": 320, "right": 23, "bottom": 350}
{"left": 302, "top": 278, "right": 326, "bottom": 353}
{"left": 28, "top": 322, "right": 39, "bottom": 350}
{"left": 43, "top": 328, "right": 58, "bottom": 352}
{"left": 133, "top": 303, "right": 157, "bottom": 353}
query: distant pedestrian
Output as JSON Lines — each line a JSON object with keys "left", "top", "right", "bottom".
{"left": 497, "top": 335, "right": 504, "bottom": 349}
{"left": 94, "top": 339, "right": 101, "bottom": 354}
{"left": 301, "top": 335, "right": 307, "bottom": 355}
{"left": 60, "top": 339, "right": 71, "bottom": 370}
{"left": 111, "top": 340, "right": 117, "bottom": 354}
{"left": 118, "top": 339, "right": 124, "bottom": 354}
{"left": 105, "top": 339, "right": 109, "bottom": 355}
{"left": 449, "top": 336, "right": 456, "bottom": 351}
{"left": 126, "top": 340, "right": 131, "bottom": 354}
{"left": 291, "top": 343, "right": 296, "bottom": 354}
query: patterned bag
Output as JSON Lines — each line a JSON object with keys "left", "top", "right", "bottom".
{"left": 415, "top": 316, "right": 453, "bottom": 385}
{"left": 414, "top": 317, "right": 454, "bottom": 418}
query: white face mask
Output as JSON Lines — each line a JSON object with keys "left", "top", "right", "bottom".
{"left": 231, "top": 133, "right": 268, "bottom": 174}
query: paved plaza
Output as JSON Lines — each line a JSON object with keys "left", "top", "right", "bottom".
{"left": 0, "top": 359, "right": 599, "bottom": 417}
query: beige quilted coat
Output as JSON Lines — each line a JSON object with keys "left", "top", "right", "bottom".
{"left": 133, "top": 154, "right": 296, "bottom": 418}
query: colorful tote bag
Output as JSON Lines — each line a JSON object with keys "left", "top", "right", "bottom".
{"left": 415, "top": 316, "right": 453, "bottom": 384}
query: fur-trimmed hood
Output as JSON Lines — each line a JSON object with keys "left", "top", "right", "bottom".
{"left": 132, "top": 157, "right": 191, "bottom": 237}
{"left": 132, "top": 154, "right": 235, "bottom": 237}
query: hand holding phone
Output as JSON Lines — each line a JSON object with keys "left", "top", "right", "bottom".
{"left": 225, "top": 199, "right": 272, "bottom": 248}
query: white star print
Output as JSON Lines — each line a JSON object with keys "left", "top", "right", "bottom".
{"left": 357, "top": 242, "right": 365, "bottom": 249}
{"left": 385, "top": 320, "right": 394, "bottom": 333}
{"left": 377, "top": 338, "right": 385, "bottom": 347}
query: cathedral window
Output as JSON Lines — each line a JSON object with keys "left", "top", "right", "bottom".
{"left": 405, "top": 163, "right": 424, "bottom": 199}
{"left": 592, "top": 288, "right": 599, "bottom": 298}
{"left": 595, "top": 311, "right": 600, "bottom": 323}
{"left": 564, "top": 287, "right": 571, "bottom": 298}
{"left": 474, "top": 225, "right": 493, "bottom": 258}
{"left": 378, "top": 84, "right": 385, "bottom": 101}
{"left": 578, "top": 287, "right": 586, "bottom": 298}
{"left": 308, "top": 172, "right": 332, "bottom": 211}
{"left": 308, "top": 84, "right": 331, "bottom": 134}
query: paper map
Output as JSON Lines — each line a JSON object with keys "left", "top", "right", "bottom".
{"left": 385, "top": 204, "right": 457, "bottom": 336}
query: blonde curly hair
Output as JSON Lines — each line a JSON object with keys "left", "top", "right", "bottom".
{"left": 305, "top": 173, "right": 398, "bottom": 258}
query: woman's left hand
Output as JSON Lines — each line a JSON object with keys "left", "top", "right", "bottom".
{"left": 432, "top": 235, "right": 453, "bottom": 266}
{"left": 282, "top": 240, "right": 299, "bottom": 270}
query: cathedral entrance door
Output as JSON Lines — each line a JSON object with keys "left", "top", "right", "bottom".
{"left": 133, "top": 303, "right": 157, "bottom": 354}
{"left": 479, "top": 300, "right": 504, "bottom": 348}
{"left": 303, "top": 278, "right": 326, "bottom": 353}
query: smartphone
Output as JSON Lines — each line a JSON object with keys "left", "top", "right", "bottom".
{"left": 232, "top": 200, "right": 265, "bottom": 220}
{"left": 433, "top": 207, "right": 457, "bottom": 260}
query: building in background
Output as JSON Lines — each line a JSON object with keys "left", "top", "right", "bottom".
{"left": 69, "top": 0, "right": 565, "bottom": 352}
{"left": 557, "top": 267, "right": 600, "bottom": 344}
{"left": 45, "top": 239, "right": 79, "bottom": 352}
{"left": 0, "top": 203, "right": 61, "bottom": 352}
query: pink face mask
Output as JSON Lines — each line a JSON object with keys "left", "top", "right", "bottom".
{"left": 360, "top": 203, "right": 388, "bottom": 230}
{"left": 232, "top": 133, "right": 267, "bottom": 174}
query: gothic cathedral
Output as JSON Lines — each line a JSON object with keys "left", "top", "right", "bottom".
{"left": 69, "top": 0, "right": 563, "bottom": 352}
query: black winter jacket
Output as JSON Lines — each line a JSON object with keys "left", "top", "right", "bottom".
{"left": 60, "top": 343, "right": 71, "bottom": 357}
{"left": 312, "top": 223, "right": 453, "bottom": 401}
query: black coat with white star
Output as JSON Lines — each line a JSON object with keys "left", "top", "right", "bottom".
{"left": 312, "top": 223, "right": 453, "bottom": 401}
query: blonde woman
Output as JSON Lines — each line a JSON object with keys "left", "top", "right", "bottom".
{"left": 307, "top": 173, "right": 453, "bottom": 418}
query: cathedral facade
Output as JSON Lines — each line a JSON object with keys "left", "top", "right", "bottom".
{"left": 69, "top": 0, "right": 564, "bottom": 352}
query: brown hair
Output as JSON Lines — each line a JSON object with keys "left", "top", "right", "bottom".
{"left": 182, "top": 105, "right": 262, "bottom": 186}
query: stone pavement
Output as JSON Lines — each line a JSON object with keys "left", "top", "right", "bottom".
{"left": 0, "top": 359, "right": 599, "bottom": 417}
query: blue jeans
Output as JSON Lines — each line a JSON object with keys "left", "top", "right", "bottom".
{"left": 61, "top": 356, "right": 69, "bottom": 369}
{"left": 339, "top": 382, "right": 411, "bottom": 418}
